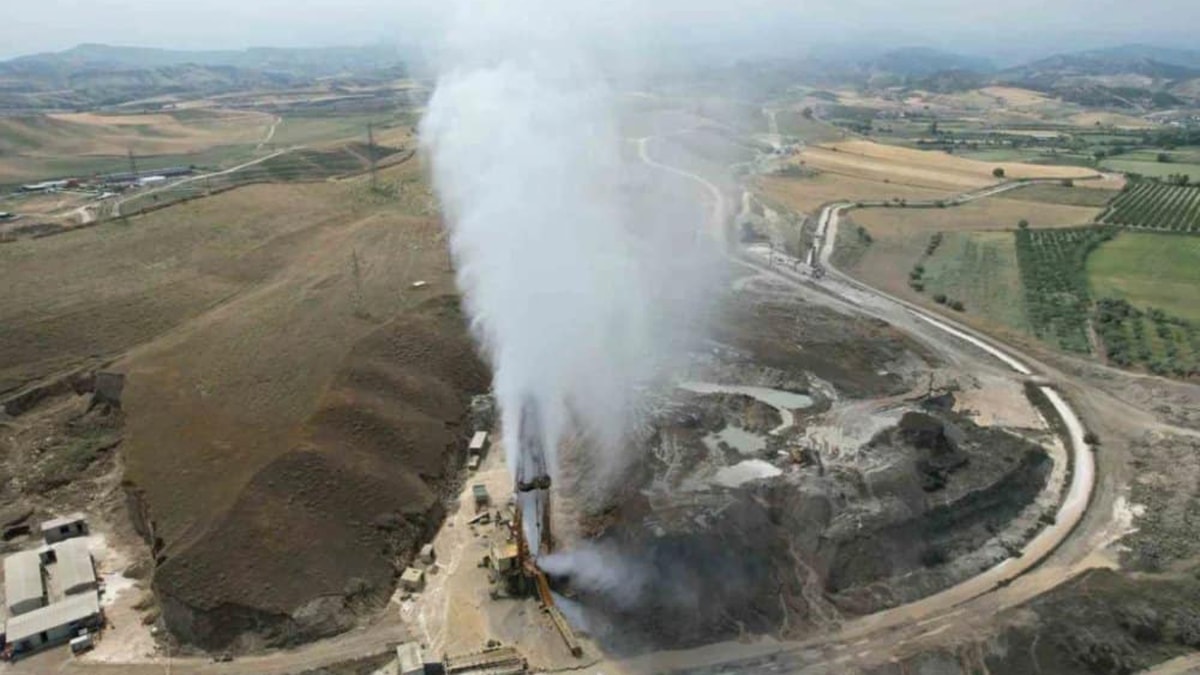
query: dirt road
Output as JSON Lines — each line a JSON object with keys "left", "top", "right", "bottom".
{"left": 111, "top": 147, "right": 298, "bottom": 217}
{"left": 627, "top": 137, "right": 1105, "bottom": 673}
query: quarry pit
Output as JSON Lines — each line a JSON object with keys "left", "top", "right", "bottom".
{"left": 405, "top": 275, "right": 1068, "bottom": 666}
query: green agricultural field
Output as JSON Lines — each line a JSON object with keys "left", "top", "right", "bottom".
{"left": 919, "top": 231, "right": 1029, "bottom": 333}
{"left": 1101, "top": 158, "right": 1200, "bottom": 180}
{"left": 269, "top": 113, "right": 401, "bottom": 147}
{"left": 1092, "top": 298, "right": 1200, "bottom": 377}
{"left": 1100, "top": 182, "right": 1200, "bottom": 233}
{"left": 1004, "top": 183, "right": 1117, "bottom": 208}
{"left": 773, "top": 112, "right": 843, "bottom": 143}
{"left": 1015, "top": 226, "right": 1117, "bottom": 353}
{"left": 1087, "top": 231, "right": 1200, "bottom": 322}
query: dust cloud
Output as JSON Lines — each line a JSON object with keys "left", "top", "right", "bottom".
{"left": 420, "top": 1, "right": 721, "bottom": 489}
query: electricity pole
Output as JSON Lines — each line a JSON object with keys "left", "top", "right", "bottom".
{"left": 366, "top": 123, "right": 377, "bottom": 191}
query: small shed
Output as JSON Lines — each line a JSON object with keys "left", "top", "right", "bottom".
{"left": 472, "top": 485, "right": 490, "bottom": 512}
{"left": 396, "top": 641, "right": 426, "bottom": 675}
{"left": 468, "top": 431, "right": 489, "bottom": 455}
{"left": 400, "top": 567, "right": 425, "bottom": 592}
{"left": 418, "top": 544, "right": 436, "bottom": 565}
{"left": 41, "top": 513, "right": 87, "bottom": 544}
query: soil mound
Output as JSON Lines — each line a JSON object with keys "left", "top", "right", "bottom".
{"left": 152, "top": 298, "right": 488, "bottom": 651}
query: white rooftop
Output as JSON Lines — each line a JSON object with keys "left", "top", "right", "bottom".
{"left": 4, "top": 551, "right": 44, "bottom": 611}
{"left": 5, "top": 592, "right": 100, "bottom": 644}
{"left": 50, "top": 538, "right": 95, "bottom": 594}
{"left": 469, "top": 431, "right": 488, "bottom": 450}
{"left": 40, "top": 512, "right": 86, "bottom": 533}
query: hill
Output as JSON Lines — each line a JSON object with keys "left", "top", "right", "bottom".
{"left": 0, "top": 43, "right": 407, "bottom": 111}
{"left": 7, "top": 43, "right": 406, "bottom": 77}
{"left": 997, "top": 45, "right": 1200, "bottom": 109}
{"left": 864, "top": 47, "right": 995, "bottom": 78}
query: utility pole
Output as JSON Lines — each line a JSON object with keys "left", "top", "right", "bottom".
{"left": 366, "top": 123, "right": 377, "bottom": 191}
{"left": 127, "top": 149, "right": 138, "bottom": 178}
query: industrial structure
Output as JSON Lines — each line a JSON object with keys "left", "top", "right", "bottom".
{"left": 483, "top": 398, "right": 583, "bottom": 658}
{"left": 2, "top": 515, "right": 103, "bottom": 660}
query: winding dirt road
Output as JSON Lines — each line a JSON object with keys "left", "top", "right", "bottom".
{"left": 627, "top": 135, "right": 1104, "bottom": 673}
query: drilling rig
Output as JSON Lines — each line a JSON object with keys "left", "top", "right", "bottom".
{"left": 489, "top": 397, "right": 583, "bottom": 658}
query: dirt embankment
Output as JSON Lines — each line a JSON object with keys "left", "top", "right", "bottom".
{"left": 149, "top": 299, "right": 487, "bottom": 650}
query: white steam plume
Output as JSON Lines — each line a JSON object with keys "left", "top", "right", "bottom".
{"left": 421, "top": 1, "right": 720, "bottom": 485}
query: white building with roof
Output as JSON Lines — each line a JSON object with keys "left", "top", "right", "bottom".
{"left": 41, "top": 512, "right": 88, "bottom": 544}
{"left": 5, "top": 592, "right": 101, "bottom": 656}
{"left": 4, "top": 550, "right": 45, "bottom": 616}
{"left": 49, "top": 538, "right": 97, "bottom": 596}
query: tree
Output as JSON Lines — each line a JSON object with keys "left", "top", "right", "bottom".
{"left": 992, "top": 167, "right": 1006, "bottom": 179}
{"left": 949, "top": 299, "right": 965, "bottom": 312}
{"left": 1061, "top": 178, "right": 1074, "bottom": 188}
{"left": 1157, "top": 152, "right": 1171, "bottom": 163}
{"left": 1018, "top": 219, "right": 1030, "bottom": 229}
{"left": 801, "top": 107, "right": 814, "bottom": 119}
{"left": 933, "top": 293, "right": 948, "bottom": 304}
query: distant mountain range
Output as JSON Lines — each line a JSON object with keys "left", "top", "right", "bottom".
{"left": 8, "top": 43, "right": 406, "bottom": 76}
{"left": 819, "top": 43, "right": 1200, "bottom": 109}
{"left": 3, "top": 42, "right": 1200, "bottom": 113}
{"left": 0, "top": 44, "right": 409, "bottom": 112}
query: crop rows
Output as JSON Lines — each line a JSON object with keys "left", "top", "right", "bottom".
{"left": 1094, "top": 298, "right": 1200, "bottom": 378}
{"left": 1100, "top": 181, "right": 1200, "bottom": 233}
{"left": 1015, "top": 226, "right": 1117, "bottom": 353}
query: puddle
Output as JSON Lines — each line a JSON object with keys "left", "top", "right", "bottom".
{"left": 712, "top": 460, "right": 783, "bottom": 488}
{"left": 678, "top": 381, "right": 814, "bottom": 434}
{"left": 702, "top": 426, "right": 767, "bottom": 456}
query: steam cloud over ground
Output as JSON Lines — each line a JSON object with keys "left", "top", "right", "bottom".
{"left": 421, "top": 0, "right": 721, "bottom": 488}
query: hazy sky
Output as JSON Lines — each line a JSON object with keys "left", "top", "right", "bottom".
{"left": 3, "top": 0, "right": 1198, "bottom": 62}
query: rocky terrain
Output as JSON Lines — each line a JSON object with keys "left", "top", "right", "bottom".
{"left": 554, "top": 292, "right": 1056, "bottom": 655}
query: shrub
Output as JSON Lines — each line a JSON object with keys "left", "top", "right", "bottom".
{"left": 992, "top": 167, "right": 1006, "bottom": 178}
{"left": 1083, "top": 431, "right": 1099, "bottom": 445}
{"left": 949, "top": 300, "right": 965, "bottom": 311}
{"left": 1018, "top": 219, "right": 1029, "bottom": 229}
{"left": 933, "top": 293, "right": 947, "bottom": 304}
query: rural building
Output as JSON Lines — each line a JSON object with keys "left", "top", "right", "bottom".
{"left": 41, "top": 512, "right": 88, "bottom": 544}
{"left": 45, "top": 538, "right": 97, "bottom": 596}
{"left": 469, "top": 431, "right": 489, "bottom": 455}
{"left": 473, "top": 484, "right": 490, "bottom": 512}
{"left": 97, "top": 166, "right": 191, "bottom": 186}
{"left": 396, "top": 641, "right": 426, "bottom": 675}
{"left": 419, "top": 543, "right": 436, "bottom": 565}
{"left": 4, "top": 551, "right": 46, "bottom": 616}
{"left": 400, "top": 567, "right": 425, "bottom": 592}
{"left": 5, "top": 592, "right": 102, "bottom": 657}
{"left": 19, "top": 180, "right": 68, "bottom": 193}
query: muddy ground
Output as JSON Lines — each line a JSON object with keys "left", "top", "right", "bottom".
{"left": 553, "top": 290, "right": 1056, "bottom": 656}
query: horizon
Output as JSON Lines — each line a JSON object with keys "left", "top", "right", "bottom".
{"left": 4, "top": 35, "right": 1200, "bottom": 69}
